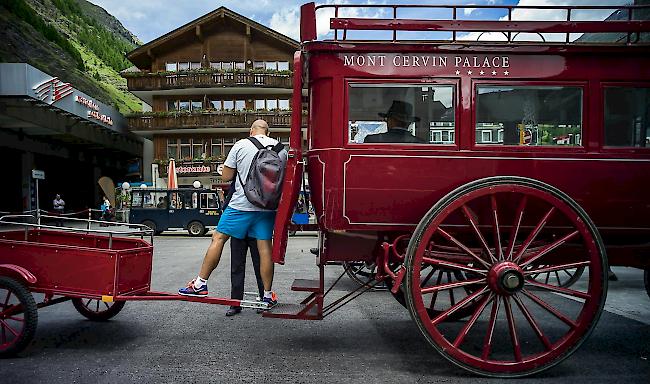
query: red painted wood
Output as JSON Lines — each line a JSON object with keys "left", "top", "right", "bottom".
{"left": 330, "top": 19, "right": 650, "bottom": 34}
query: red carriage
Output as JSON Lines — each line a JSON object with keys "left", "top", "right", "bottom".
{"left": 2, "top": 2, "right": 650, "bottom": 378}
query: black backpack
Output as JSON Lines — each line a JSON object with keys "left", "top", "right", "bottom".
{"left": 237, "top": 137, "right": 285, "bottom": 210}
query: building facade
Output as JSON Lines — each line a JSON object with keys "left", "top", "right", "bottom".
{"left": 0, "top": 63, "right": 143, "bottom": 213}
{"left": 123, "top": 7, "right": 302, "bottom": 189}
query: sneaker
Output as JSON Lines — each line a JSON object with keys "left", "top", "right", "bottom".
{"left": 178, "top": 279, "right": 208, "bottom": 297}
{"left": 261, "top": 292, "right": 278, "bottom": 309}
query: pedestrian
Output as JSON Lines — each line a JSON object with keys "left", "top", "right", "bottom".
{"left": 222, "top": 180, "right": 264, "bottom": 317}
{"left": 100, "top": 196, "right": 113, "bottom": 223}
{"left": 53, "top": 194, "right": 65, "bottom": 226}
{"left": 178, "top": 119, "right": 287, "bottom": 308}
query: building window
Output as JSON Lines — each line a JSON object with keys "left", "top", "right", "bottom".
{"left": 180, "top": 139, "right": 191, "bottom": 160}
{"left": 255, "top": 99, "right": 266, "bottom": 110}
{"left": 253, "top": 61, "right": 264, "bottom": 69}
{"left": 191, "top": 101, "right": 203, "bottom": 111}
{"left": 209, "top": 62, "right": 221, "bottom": 70}
{"left": 165, "top": 62, "right": 177, "bottom": 72}
{"left": 278, "top": 99, "right": 290, "bottom": 110}
{"left": 235, "top": 100, "right": 246, "bottom": 111}
{"left": 221, "top": 62, "right": 233, "bottom": 71}
{"left": 178, "top": 101, "right": 190, "bottom": 111}
{"left": 210, "top": 100, "right": 222, "bottom": 110}
{"left": 266, "top": 99, "right": 277, "bottom": 110}
{"left": 178, "top": 62, "right": 190, "bottom": 71}
{"left": 235, "top": 62, "right": 245, "bottom": 70}
{"left": 224, "top": 138, "right": 235, "bottom": 157}
{"left": 190, "top": 62, "right": 201, "bottom": 70}
{"left": 193, "top": 139, "right": 206, "bottom": 159}
{"left": 167, "top": 100, "right": 177, "bottom": 111}
{"left": 167, "top": 139, "right": 178, "bottom": 159}
{"left": 476, "top": 86, "right": 583, "bottom": 146}
{"left": 278, "top": 61, "right": 289, "bottom": 71}
{"left": 211, "top": 138, "right": 222, "bottom": 157}
{"left": 223, "top": 100, "right": 234, "bottom": 111}
{"left": 604, "top": 87, "right": 650, "bottom": 147}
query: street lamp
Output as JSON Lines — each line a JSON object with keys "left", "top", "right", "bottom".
{"left": 193, "top": 180, "right": 201, "bottom": 189}
{"left": 121, "top": 181, "right": 130, "bottom": 190}
{"left": 140, "top": 184, "right": 147, "bottom": 189}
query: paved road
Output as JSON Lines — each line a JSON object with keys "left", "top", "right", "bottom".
{"left": 1, "top": 234, "right": 649, "bottom": 383}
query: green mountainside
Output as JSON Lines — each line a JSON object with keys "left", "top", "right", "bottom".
{"left": 0, "top": 0, "right": 142, "bottom": 113}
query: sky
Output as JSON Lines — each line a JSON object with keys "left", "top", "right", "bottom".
{"left": 87, "top": 0, "right": 634, "bottom": 43}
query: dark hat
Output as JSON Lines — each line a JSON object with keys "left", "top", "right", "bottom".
{"left": 379, "top": 100, "right": 420, "bottom": 122}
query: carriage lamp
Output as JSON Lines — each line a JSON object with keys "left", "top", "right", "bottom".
{"left": 193, "top": 180, "right": 202, "bottom": 188}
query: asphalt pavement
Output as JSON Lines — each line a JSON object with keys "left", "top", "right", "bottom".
{"left": 1, "top": 233, "right": 649, "bottom": 383}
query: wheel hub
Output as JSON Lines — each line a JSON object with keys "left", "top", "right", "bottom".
{"left": 488, "top": 262, "right": 525, "bottom": 295}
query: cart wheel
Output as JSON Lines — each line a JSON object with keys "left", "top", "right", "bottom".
{"left": 0, "top": 277, "right": 38, "bottom": 357}
{"left": 643, "top": 267, "right": 650, "bottom": 297}
{"left": 72, "top": 298, "right": 125, "bottom": 321}
{"left": 142, "top": 220, "right": 158, "bottom": 235}
{"left": 527, "top": 264, "right": 585, "bottom": 288}
{"left": 404, "top": 176, "right": 607, "bottom": 377}
{"left": 188, "top": 221, "right": 205, "bottom": 237}
{"left": 343, "top": 262, "right": 388, "bottom": 291}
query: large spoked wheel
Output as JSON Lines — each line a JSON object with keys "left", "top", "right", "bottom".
{"left": 72, "top": 298, "right": 126, "bottom": 321}
{"left": 0, "top": 277, "right": 38, "bottom": 357}
{"left": 405, "top": 177, "right": 607, "bottom": 377}
{"left": 343, "top": 262, "right": 388, "bottom": 291}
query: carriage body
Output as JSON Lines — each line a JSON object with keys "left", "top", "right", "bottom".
{"left": 305, "top": 42, "right": 650, "bottom": 267}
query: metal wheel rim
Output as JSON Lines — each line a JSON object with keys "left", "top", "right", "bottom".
{"left": 189, "top": 222, "right": 203, "bottom": 235}
{"left": 406, "top": 180, "right": 606, "bottom": 377}
{"left": 343, "top": 262, "right": 388, "bottom": 291}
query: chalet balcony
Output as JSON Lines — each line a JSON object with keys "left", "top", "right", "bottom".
{"left": 126, "top": 110, "right": 305, "bottom": 131}
{"left": 123, "top": 70, "right": 293, "bottom": 91}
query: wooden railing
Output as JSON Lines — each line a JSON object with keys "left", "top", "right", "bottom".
{"left": 127, "top": 110, "right": 305, "bottom": 131}
{"left": 124, "top": 70, "right": 293, "bottom": 91}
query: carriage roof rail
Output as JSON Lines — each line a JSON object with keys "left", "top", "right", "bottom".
{"left": 300, "top": 2, "right": 650, "bottom": 45}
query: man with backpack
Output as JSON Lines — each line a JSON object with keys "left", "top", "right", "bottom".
{"left": 178, "top": 119, "right": 287, "bottom": 308}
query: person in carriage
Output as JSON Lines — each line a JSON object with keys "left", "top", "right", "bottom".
{"left": 364, "top": 100, "right": 425, "bottom": 144}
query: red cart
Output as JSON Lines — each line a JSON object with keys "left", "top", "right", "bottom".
{"left": 2, "top": 2, "right": 650, "bottom": 378}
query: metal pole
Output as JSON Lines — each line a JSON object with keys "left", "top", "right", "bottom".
{"left": 35, "top": 178, "right": 40, "bottom": 226}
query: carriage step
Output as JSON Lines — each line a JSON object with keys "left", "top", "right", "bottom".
{"left": 262, "top": 303, "right": 321, "bottom": 320}
{"left": 291, "top": 279, "right": 321, "bottom": 292}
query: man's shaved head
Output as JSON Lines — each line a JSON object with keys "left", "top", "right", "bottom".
{"left": 250, "top": 119, "right": 269, "bottom": 135}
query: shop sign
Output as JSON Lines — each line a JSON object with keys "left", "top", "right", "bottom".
{"left": 33, "top": 77, "right": 73, "bottom": 104}
{"left": 74, "top": 95, "right": 99, "bottom": 111}
{"left": 177, "top": 165, "right": 211, "bottom": 174}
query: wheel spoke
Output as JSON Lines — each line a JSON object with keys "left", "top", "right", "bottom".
{"left": 453, "top": 293, "right": 494, "bottom": 347}
{"left": 85, "top": 299, "right": 92, "bottom": 308}
{"left": 506, "top": 196, "right": 527, "bottom": 261}
{"left": 447, "top": 272, "right": 456, "bottom": 306}
{"left": 0, "top": 319, "right": 20, "bottom": 338}
{"left": 512, "top": 207, "right": 555, "bottom": 263}
{"left": 520, "top": 230, "right": 580, "bottom": 268}
{"left": 96, "top": 300, "right": 100, "bottom": 312}
{"left": 522, "top": 289, "right": 578, "bottom": 329}
{"left": 428, "top": 270, "right": 445, "bottom": 311}
{"left": 422, "top": 257, "right": 487, "bottom": 275}
{"left": 437, "top": 228, "right": 491, "bottom": 269}
{"left": 503, "top": 296, "right": 522, "bottom": 362}
{"left": 420, "top": 267, "right": 437, "bottom": 288}
{"left": 1, "top": 323, "right": 6, "bottom": 345}
{"left": 461, "top": 205, "right": 496, "bottom": 263}
{"left": 3, "top": 291, "right": 11, "bottom": 308}
{"left": 554, "top": 271, "right": 561, "bottom": 285}
{"left": 481, "top": 295, "right": 501, "bottom": 360}
{"left": 6, "top": 316, "right": 24, "bottom": 322}
{"left": 490, "top": 195, "right": 503, "bottom": 261}
{"left": 103, "top": 302, "right": 110, "bottom": 310}
{"left": 512, "top": 294, "right": 553, "bottom": 351}
{"left": 526, "top": 279, "right": 590, "bottom": 300}
{"left": 431, "top": 286, "right": 489, "bottom": 325}
{"left": 421, "top": 277, "right": 486, "bottom": 294}
{"left": 524, "top": 261, "right": 590, "bottom": 276}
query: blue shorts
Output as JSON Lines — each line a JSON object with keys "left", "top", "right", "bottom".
{"left": 216, "top": 207, "right": 276, "bottom": 240}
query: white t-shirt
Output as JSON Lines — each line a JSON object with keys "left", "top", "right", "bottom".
{"left": 224, "top": 134, "right": 288, "bottom": 212}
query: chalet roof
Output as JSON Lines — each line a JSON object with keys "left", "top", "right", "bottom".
{"left": 127, "top": 7, "right": 299, "bottom": 68}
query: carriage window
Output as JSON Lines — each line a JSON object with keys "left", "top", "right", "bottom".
{"left": 348, "top": 84, "right": 455, "bottom": 144}
{"left": 476, "top": 86, "right": 583, "bottom": 146}
{"left": 200, "top": 193, "right": 219, "bottom": 209}
{"left": 604, "top": 87, "right": 650, "bottom": 147}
